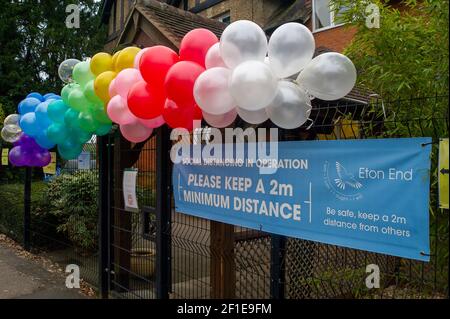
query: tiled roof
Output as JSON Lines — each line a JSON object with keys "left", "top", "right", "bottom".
{"left": 135, "top": 0, "right": 226, "bottom": 47}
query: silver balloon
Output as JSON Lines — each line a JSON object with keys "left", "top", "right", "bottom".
{"left": 203, "top": 108, "right": 237, "bottom": 128}
{"left": 3, "top": 114, "right": 20, "bottom": 126}
{"left": 268, "top": 23, "right": 315, "bottom": 79}
{"left": 1, "top": 124, "right": 22, "bottom": 143}
{"left": 297, "top": 52, "right": 357, "bottom": 101}
{"left": 266, "top": 81, "right": 311, "bottom": 129}
{"left": 220, "top": 20, "right": 268, "bottom": 69}
{"left": 237, "top": 106, "right": 269, "bottom": 124}
{"left": 194, "top": 67, "right": 236, "bottom": 115}
{"left": 58, "top": 58, "right": 81, "bottom": 83}
{"left": 230, "top": 61, "right": 278, "bottom": 111}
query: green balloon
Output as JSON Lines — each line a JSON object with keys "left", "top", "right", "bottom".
{"left": 72, "top": 61, "right": 94, "bottom": 87}
{"left": 92, "top": 105, "right": 112, "bottom": 124}
{"left": 73, "top": 128, "right": 93, "bottom": 144}
{"left": 78, "top": 111, "right": 99, "bottom": 133}
{"left": 58, "top": 142, "right": 82, "bottom": 160}
{"left": 83, "top": 80, "right": 103, "bottom": 104}
{"left": 64, "top": 108, "right": 80, "bottom": 128}
{"left": 48, "top": 100, "right": 68, "bottom": 123}
{"left": 61, "top": 83, "right": 80, "bottom": 105}
{"left": 46, "top": 123, "right": 68, "bottom": 144}
{"left": 95, "top": 123, "right": 112, "bottom": 136}
{"left": 68, "top": 88, "right": 91, "bottom": 112}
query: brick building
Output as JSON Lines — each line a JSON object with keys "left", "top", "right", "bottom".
{"left": 102, "top": 0, "right": 361, "bottom": 53}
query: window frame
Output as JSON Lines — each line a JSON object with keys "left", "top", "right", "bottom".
{"left": 312, "top": 0, "right": 346, "bottom": 33}
{"left": 214, "top": 10, "right": 231, "bottom": 25}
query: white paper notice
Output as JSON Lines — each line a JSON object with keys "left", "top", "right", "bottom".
{"left": 123, "top": 169, "right": 138, "bottom": 212}
{"left": 78, "top": 151, "right": 91, "bottom": 170}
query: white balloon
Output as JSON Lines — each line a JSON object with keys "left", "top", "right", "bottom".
{"left": 1, "top": 124, "right": 22, "bottom": 143}
{"left": 58, "top": 58, "right": 81, "bottom": 83}
{"left": 3, "top": 114, "right": 20, "bottom": 126}
{"left": 237, "top": 107, "right": 269, "bottom": 124}
{"left": 266, "top": 81, "right": 311, "bottom": 129}
{"left": 230, "top": 61, "right": 278, "bottom": 111}
{"left": 194, "top": 67, "right": 236, "bottom": 115}
{"left": 205, "top": 43, "right": 226, "bottom": 69}
{"left": 220, "top": 20, "right": 268, "bottom": 69}
{"left": 297, "top": 52, "right": 357, "bottom": 101}
{"left": 268, "top": 23, "right": 315, "bottom": 79}
{"left": 203, "top": 108, "right": 237, "bottom": 128}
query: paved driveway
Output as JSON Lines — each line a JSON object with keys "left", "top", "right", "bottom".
{"left": 0, "top": 243, "right": 90, "bottom": 299}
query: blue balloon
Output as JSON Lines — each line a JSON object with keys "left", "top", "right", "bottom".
{"left": 18, "top": 98, "right": 41, "bottom": 115}
{"left": 19, "top": 113, "right": 39, "bottom": 137}
{"left": 27, "top": 92, "right": 44, "bottom": 102}
{"left": 47, "top": 95, "right": 62, "bottom": 101}
{"left": 35, "top": 101, "right": 52, "bottom": 129}
{"left": 35, "top": 133, "right": 56, "bottom": 150}
{"left": 43, "top": 93, "right": 55, "bottom": 99}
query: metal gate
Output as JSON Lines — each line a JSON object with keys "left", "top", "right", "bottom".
{"left": 97, "top": 94, "right": 449, "bottom": 299}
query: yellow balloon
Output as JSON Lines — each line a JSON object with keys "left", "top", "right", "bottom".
{"left": 111, "top": 50, "right": 121, "bottom": 71}
{"left": 90, "top": 52, "right": 113, "bottom": 76}
{"left": 114, "top": 47, "right": 141, "bottom": 71}
{"left": 94, "top": 71, "right": 117, "bottom": 103}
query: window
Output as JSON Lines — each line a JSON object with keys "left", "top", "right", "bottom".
{"left": 312, "top": 0, "right": 348, "bottom": 32}
{"left": 215, "top": 11, "right": 231, "bottom": 25}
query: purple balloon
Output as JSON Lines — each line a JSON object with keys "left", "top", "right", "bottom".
{"left": 9, "top": 133, "right": 52, "bottom": 167}
{"left": 33, "top": 150, "right": 51, "bottom": 167}
{"left": 8, "top": 146, "right": 24, "bottom": 166}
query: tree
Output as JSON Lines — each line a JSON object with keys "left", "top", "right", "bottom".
{"left": 331, "top": 0, "right": 449, "bottom": 99}
{"left": 0, "top": 0, "right": 106, "bottom": 115}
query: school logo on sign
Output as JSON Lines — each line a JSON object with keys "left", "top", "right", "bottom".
{"left": 323, "top": 161, "right": 363, "bottom": 201}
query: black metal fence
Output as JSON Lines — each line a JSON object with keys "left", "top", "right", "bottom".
{"left": 0, "top": 94, "right": 448, "bottom": 299}
{"left": 0, "top": 140, "right": 100, "bottom": 287}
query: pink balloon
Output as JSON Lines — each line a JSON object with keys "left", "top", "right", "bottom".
{"left": 138, "top": 115, "right": 165, "bottom": 129}
{"left": 134, "top": 48, "right": 150, "bottom": 69}
{"left": 120, "top": 120, "right": 153, "bottom": 143}
{"left": 107, "top": 95, "right": 137, "bottom": 125}
{"left": 205, "top": 43, "right": 226, "bottom": 69}
{"left": 109, "top": 79, "right": 118, "bottom": 99}
{"left": 115, "top": 68, "right": 143, "bottom": 100}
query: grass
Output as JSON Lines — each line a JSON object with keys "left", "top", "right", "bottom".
{"left": 0, "top": 181, "right": 47, "bottom": 242}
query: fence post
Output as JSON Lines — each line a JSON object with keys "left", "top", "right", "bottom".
{"left": 23, "top": 167, "right": 32, "bottom": 251}
{"left": 270, "top": 235, "right": 286, "bottom": 299}
{"left": 155, "top": 125, "right": 172, "bottom": 299}
{"left": 98, "top": 135, "right": 110, "bottom": 298}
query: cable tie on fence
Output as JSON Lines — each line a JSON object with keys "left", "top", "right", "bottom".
{"left": 421, "top": 141, "right": 438, "bottom": 147}
{"left": 420, "top": 251, "right": 433, "bottom": 257}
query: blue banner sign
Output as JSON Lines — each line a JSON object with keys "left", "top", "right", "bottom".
{"left": 172, "top": 138, "right": 432, "bottom": 261}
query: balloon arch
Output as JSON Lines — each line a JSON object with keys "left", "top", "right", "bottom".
{"left": 1, "top": 20, "right": 356, "bottom": 166}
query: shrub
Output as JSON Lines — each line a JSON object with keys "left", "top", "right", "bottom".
{"left": 36, "top": 170, "right": 99, "bottom": 251}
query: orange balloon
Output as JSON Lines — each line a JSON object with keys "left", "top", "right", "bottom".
{"left": 94, "top": 71, "right": 117, "bottom": 103}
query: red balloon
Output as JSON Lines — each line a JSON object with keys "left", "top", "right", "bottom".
{"left": 179, "top": 29, "right": 219, "bottom": 68}
{"left": 164, "top": 61, "right": 205, "bottom": 106}
{"left": 139, "top": 46, "right": 179, "bottom": 86}
{"left": 163, "top": 99, "right": 202, "bottom": 131}
{"left": 127, "top": 81, "right": 166, "bottom": 119}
